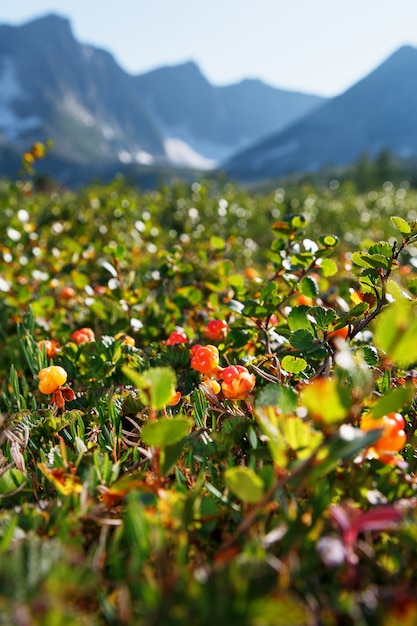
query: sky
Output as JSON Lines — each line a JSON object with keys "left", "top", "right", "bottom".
{"left": 1, "top": 0, "right": 417, "bottom": 97}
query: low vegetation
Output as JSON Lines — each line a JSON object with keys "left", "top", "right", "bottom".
{"left": 1, "top": 149, "right": 417, "bottom": 624}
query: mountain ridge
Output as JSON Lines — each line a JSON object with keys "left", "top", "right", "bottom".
{"left": 225, "top": 44, "right": 417, "bottom": 180}
{"left": 0, "top": 13, "right": 325, "bottom": 183}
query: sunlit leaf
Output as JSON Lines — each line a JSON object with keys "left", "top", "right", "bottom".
{"left": 141, "top": 417, "right": 192, "bottom": 447}
{"left": 224, "top": 466, "right": 265, "bottom": 504}
{"left": 123, "top": 366, "right": 176, "bottom": 409}
{"left": 391, "top": 215, "right": 411, "bottom": 235}
{"left": 281, "top": 355, "right": 307, "bottom": 374}
{"left": 374, "top": 300, "right": 417, "bottom": 367}
{"left": 301, "top": 378, "right": 351, "bottom": 425}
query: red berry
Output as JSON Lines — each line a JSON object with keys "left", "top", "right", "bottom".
{"left": 166, "top": 328, "right": 188, "bottom": 346}
{"left": 204, "top": 319, "right": 228, "bottom": 342}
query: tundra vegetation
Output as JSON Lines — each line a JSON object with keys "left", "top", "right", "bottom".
{"left": 1, "top": 146, "right": 417, "bottom": 625}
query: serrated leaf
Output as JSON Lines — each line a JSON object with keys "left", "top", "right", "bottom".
{"left": 391, "top": 215, "right": 411, "bottom": 235}
{"left": 369, "top": 385, "right": 414, "bottom": 419}
{"left": 289, "top": 329, "right": 317, "bottom": 351}
{"left": 281, "top": 355, "right": 307, "bottom": 374}
{"left": 224, "top": 466, "right": 265, "bottom": 504}
{"left": 141, "top": 417, "right": 192, "bottom": 447}
{"left": 352, "top": 252, "right": 390, "bottom": 270}
{"left": 368, "top": 241, "right": 393, "bottom": 257}
{"left": 308, "top": 306, "right": 336, "bottom": 329}
{"left": 288, "top": 307, "right": 313, "bottom": 331}
{"left": 300, "top": 276, "right": 319, "bottom": 297}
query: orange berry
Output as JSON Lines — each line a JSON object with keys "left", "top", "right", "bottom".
{"left": 327, "top": 325, "right": 349, "bottom": 343}
{"left": 220, "top": 365, "right": 255, "bottom": 400}
{"left": 58, "top": 286, "right": 77, "bottom": 301}
{"left": 190, "top": 344, "right": 220, "bottom": 375}
{"left": 37, "top": 339, "right": 59, "bottom": 359}
{"left": 296, "top": 295, "right": 314, "bottom": 307}
{"left": 361, "top": 411, "right": 407, "bottom": 463}
{"left": 38, "top": 366, "right": 67, "bottom": 395}
{"left": 71, "top": 327, "right": 95, "bottom": 344}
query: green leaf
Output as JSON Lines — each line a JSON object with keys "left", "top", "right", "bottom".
{"left": 369, "top": 385, "right": 414, "bottom": 419}
{"left": 300, "top": 276, "right": 318, "bottom": 297}
{"left": 289, "top": 329, "right": 317, "bottom": 351}
{"left": 224, "top": 466, "right": 265, "bottom": 504}
{"left": 281, "top": 355, "right": 307, "bottom": 374}
{"left": 351, "top": 252, "right": 390, "bottom": 270}
{"left": 123, "top": 366, "right": 177, "bottom": 409}
{"left": 391, "top": 215, "right": 411, "bottom": 235}
{"left": 210, "top": 235, "right": 226, "bottom": 250}
{"left": 0, "top": 469, "right": 27, "bottom": 495}
{"left": 288, "top": 307, "right": 313, "bottom": 331}
{"left": 141, "top": 417, "right": 192, "bottom": 447}
{"left": 308, "top": 306, "right": 336, "bottom": 329}
{"left": 318, "top": 258, "right": 338, "bottom": 277}
{"left": 368, "top": 241, "right": 393, "bottom": 257}
{"left": 256, "top": 383, "right": 297, "bottom": 414}
{"left": 319, "top": 234, "right": 339, "bottom": 248}
{"left": 374, "top": 300, "right": 417, "bottom": 367}
{"left": 279, "top": 414, "right": 324, "bottom": 459}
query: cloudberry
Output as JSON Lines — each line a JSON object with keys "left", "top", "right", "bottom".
{"left": 204, "top": 319, "right": 228, "bottom": 342}
{"left": 38, "top": 366, "right": 68, "bottom": 394}
{"left": 71, "top": 327, "right": 95, "bottom": 344}
{"left": 190, "top": 344, "right": 220, "bottom": 375}
{"left": 166, "top": 328, "right": 188, "bottom": 346}
{"left": 221, "top": 365, "right": 255, "bottom": 400}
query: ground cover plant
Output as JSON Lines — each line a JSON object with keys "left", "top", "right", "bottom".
{"left": 1, "top": 150, "right": 417, "bottom": 624}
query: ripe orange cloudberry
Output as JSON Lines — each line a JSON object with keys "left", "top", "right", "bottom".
{"left": 221, "top": 365, "right": 255, "bottom": 400}
{"left": 190, "top": 344, "right": 220, "bottom": 375}
{"left": 71, "top": 327, "right": 95, "bottom": 344}
{"left": 38, "top": 366, "right": 68, "bottom": 395}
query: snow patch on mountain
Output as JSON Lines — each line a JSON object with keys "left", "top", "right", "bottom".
{"left": 0, "top": 56, "right": 40, "bottom": 140}
{"left": 164, "top": 138, "right": 216, "bottom": 169}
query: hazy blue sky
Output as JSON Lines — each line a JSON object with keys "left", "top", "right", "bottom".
{"left": 1, "top": 0, "right": 417, "bottom": 96}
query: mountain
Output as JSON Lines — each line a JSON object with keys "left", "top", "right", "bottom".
{"left": 0, "top": 14, "right": 166, "bottom": 168}
{"left": 0, "top": 13, "right": 324, "bottom": 184}
{"left": 225, "top": 45, "right": 417, "bottom": 181}
{"left": 134, "top": 63, "right": 324, "bottom": 166}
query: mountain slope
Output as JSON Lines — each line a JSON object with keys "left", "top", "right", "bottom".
{"left": 0, "top": 13, "right": 326, "bottom": 180}
{"left": 226, "top": 45, "right": 417, "bottom": 180}
{"left": 135, "top": 63, "right": 324, "bottom": 164}
{"left": 0, "top": 14, "right": 166, "bottom": 167}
